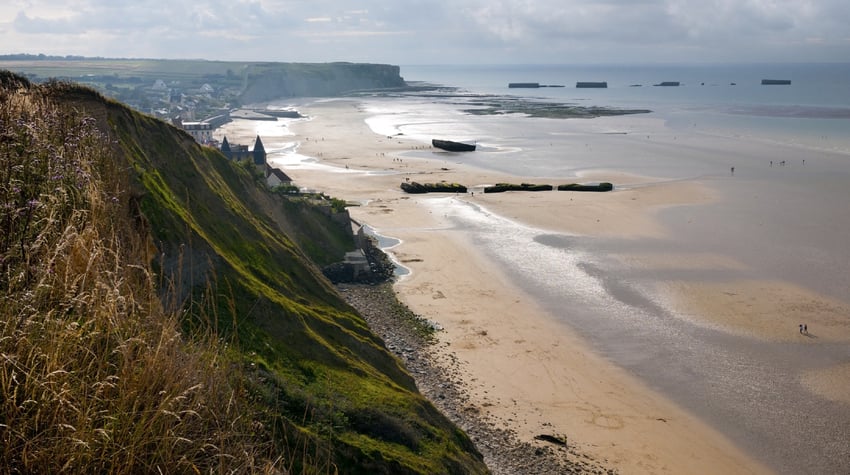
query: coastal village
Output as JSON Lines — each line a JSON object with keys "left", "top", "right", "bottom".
{"left": 177, "top": 111, "right": 295, "bottom": 190}
{"left": 217, "top": 133, "right": 294, "bottom": 189}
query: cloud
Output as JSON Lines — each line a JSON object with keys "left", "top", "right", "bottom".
{"left": 451, "top": 0, "right": 850, "bottom": 62}
{"left": 13, "top": 11, "right": 78, "bottom": 34}
{"left": 1, "top": 0, "right": 849, "bottom": 63}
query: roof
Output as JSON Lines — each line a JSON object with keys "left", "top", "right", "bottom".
{"left": 253, "top": 135, "right": 265, "bottom": 154}
{"left": 267, "top": 166, "right": 292, "bottom": 183}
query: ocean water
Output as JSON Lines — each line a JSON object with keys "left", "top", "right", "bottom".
{"left": 400, "top": 63, "right": 850, "bottom": 110}
{"left": 362, "top": 64, "right": 850, "bottom": 178}
{"left": 354, "top": 63, "right": 850, "bottom": 474}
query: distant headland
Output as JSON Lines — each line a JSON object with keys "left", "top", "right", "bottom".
{"left": 0, "top": 55, "right": 407, "bottom": 121}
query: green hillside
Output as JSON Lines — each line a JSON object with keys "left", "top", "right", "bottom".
{"left": 0, "top": 56, "right": 407, "bottom": 119}
{"left": 0, "top": 72, "right": 486, "bottom": 473}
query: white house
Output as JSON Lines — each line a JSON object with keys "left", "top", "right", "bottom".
{"left": 181, "top": 121, "right": 213, "bottom": 144}
{"left": 266, "top": 165, "right": 293, "bottom": 188}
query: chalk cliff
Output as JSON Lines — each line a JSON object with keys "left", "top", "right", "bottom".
{"left": 239, "top": 62, "right": 406, "bottom": 103}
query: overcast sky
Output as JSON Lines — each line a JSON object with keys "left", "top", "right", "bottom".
{"left": 2, "top": 0, "right": 848, "bottom": 64}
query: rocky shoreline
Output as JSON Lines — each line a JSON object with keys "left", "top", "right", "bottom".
{"left": 337, "top": 283, "right": 617, "bottom": 475}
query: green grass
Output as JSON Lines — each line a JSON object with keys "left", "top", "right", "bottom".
{"left": 0, "top": 73, "right": 487, "bottom": 473}
{"left": 0, "top": 58, "right": 393, "bottom": 90}
{"left": 0, "top": 72, "right": 278, "bottom": 473}
{"left": 0, "top": 58, "right": 246, "bottom": 82}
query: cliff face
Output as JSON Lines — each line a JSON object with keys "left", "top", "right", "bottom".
{"left": 0, "top": 72, "right": 485, "bottom": 474}
{"left": 239, "top": 62, "right": 406, "bottom": 103}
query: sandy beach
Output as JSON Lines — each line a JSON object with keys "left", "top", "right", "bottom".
{"left": 216, "top": 99, "right": 850, "bottom": 474}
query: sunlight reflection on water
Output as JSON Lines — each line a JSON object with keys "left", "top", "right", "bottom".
{"left": 424, "top": 196, "right": 612, "bottom": 310}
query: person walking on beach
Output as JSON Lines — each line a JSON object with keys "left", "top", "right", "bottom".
{"left": 799, "top": 324, "right": 803, "bottom": 334}
{"left": 804, "top": 324, "right": 808, "bottom": 334}
{"left": 730, "top": 166, "right": 735, "bottom": 176}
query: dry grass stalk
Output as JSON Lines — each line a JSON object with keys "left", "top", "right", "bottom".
{"left": 1, "top": 81, "right": 280, "bottom": 473}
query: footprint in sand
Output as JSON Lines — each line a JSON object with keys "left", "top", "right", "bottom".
{"left": 590, "top": 413, "right": 625, "bottom": 430}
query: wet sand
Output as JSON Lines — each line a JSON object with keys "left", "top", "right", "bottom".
{"left": 216, "top": 98, "right": 850, "bottom": 474}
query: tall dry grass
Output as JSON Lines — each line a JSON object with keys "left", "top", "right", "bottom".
{"left": 1, "top": 82, "right": 280, "bottom": 472}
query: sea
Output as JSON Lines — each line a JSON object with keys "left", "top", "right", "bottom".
{"left": 388, "top": 63, "right": 850, "bottom": 171}
{"left": 274, "top": 63, "right": 850, "bottom": 474}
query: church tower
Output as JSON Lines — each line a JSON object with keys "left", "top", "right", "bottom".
{"left": 252, "top": 135, "right": 266, "bottom": 166}
{"left": 220, "top": 136, "right": 232, "bottom": 160}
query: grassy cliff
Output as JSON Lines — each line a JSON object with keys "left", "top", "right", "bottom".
{"left": 0, "top": 72, "right": 485, "bottom": 474}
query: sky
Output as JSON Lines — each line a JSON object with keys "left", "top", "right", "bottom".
{"left": 1, "top": 0, "right": 849, "bottom": 65}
